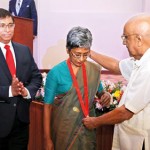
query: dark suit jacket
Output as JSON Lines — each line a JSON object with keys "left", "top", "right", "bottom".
{"left": 0, "top": 42, "right": 42, "bottom": 137}
{"left": 9, "top": 0, "right": 38, "bottom": 36}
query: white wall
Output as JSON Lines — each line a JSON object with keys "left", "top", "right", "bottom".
{"left": 1, "top": 1, "right": 9, "bottom": 9}
{"left": 1, "top": 0, "right": 150, "bottom": 69}
{"left": 143, "top": 0, "right": 150, "bottom": 12}
{"left": 37, "top": 0, "right": 146, "bottom": 69}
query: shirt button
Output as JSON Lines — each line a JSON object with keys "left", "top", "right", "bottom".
{"left": 13, "top": 103, "right": 16, "bottom": 107}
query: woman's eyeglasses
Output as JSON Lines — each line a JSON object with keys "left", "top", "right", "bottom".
{"left": 71, "top": 51, "right": 90, "bottom": 59}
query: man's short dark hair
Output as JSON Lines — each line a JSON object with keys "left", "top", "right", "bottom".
{"left": 0, "top": 8, "right": 14, "bottom": 22}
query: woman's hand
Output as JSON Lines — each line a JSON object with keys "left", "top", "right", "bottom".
{"left": 44, "top": 138, "right": 54, "bottom": 150}
{"left": 99, "top": 91, "right": 111, "bottom": 107}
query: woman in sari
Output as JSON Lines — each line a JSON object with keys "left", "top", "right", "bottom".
{"left": 43, "top": 26, "right": 111, "bottom": 150}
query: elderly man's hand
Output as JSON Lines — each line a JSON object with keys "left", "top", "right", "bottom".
{"left": 82, "top": 117, "right": 98, "bottom": 130}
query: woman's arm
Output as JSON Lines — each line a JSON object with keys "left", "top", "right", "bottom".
{"left": 43, "top": 104, "right": 54, "bottom": 150}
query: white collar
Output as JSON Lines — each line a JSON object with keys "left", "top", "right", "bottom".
{"left": 0, "top": 41, "right": 12, "bottom": 49}
{"left": 133, "top": 48, "right": 150, "bottom": 68}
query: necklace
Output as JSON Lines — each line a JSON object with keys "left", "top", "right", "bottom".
{"left": 67, "top": 58, "right": 89, "bottom": 117}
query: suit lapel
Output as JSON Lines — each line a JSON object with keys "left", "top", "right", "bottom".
{"left": 12, "top": 42, "right": 22, "bottom": 80}
{"left": 0, "top": 48, "right": 12, "bottom": 80}
{"left": 19, "top": 0, "right": 29, "bottom": 16}
{"left": 10, "top": 0, "right": 18, "bottom": 16}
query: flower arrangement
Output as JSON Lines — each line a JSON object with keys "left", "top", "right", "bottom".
{"left": 95, "top": 80, "right": 126, "bottom": 116}
{"left": 35, "top": 72, "right": 47, "bottom": 101}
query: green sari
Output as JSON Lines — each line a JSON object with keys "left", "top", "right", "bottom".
{"left": 51, "top": 61, "right": 101, "bottom": 150}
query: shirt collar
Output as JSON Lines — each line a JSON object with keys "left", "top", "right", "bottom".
{"left": 0, "top": 41, "right": 13, "bottom": 54}
{"left": 133, "top": 48, "right": 150, "bottom": 68}
{"left": 0, "top": 41, "right": 11, "bottom": 48}
{"left": 16, "top": 0, "right": 23, "bottom": 6}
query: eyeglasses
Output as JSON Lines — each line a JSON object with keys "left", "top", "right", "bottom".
{"left": 0, "top": 23, "right": 15, "bottom": 30}
{"left": 121, "top": 34, "right": 137, "bottom": 41}
{"left": 71, "top": 51, "right": 90, "bottom": 59}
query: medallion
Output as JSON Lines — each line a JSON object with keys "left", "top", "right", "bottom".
{"left": 73, "top": 107, "right": 80, "bottom": 112}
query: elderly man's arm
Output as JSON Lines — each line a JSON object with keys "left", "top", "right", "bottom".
{"left": 82, "top": 105, "right": 134, "bottom": 129}
{"left": 90, "top": 50, "right": 121, "bottom": 74}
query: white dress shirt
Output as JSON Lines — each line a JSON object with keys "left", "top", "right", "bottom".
{"left": 0, "top": 41, "right": 16, "bottom": 66}
{"left": 15, "top": 0, "right": 23, "bottom": 15}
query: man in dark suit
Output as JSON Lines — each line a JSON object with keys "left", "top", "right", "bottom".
{"left": 8, "top": 0, "right": 38, "bottom": 36}
{"left": 0, "top": 8, "right": 42, "bottom": 150}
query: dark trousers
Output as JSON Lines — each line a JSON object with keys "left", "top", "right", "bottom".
{"left": 0, "top": 116, "right": 29, "bottom": 150}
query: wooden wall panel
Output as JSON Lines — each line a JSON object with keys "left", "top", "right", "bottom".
{"left": 13, "top": 16, "right": 33, "bottom": 54}
{"left": 96, "top": 125, "right": 114, "bottom": 150}
{"left": 28, "top": 101, "right": 44, "bottom": 150}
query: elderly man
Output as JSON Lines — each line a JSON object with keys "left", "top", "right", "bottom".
{"left": 82, "top": 14, "right": 150, "bottom": 150}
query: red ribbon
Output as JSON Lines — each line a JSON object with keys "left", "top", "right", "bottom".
{"left": 67, "top": 58, "right": 89, "bottom": 117}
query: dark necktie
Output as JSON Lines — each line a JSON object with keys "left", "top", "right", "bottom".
{"left": 4, "top": 45, "right": 16, "bottom": 76}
